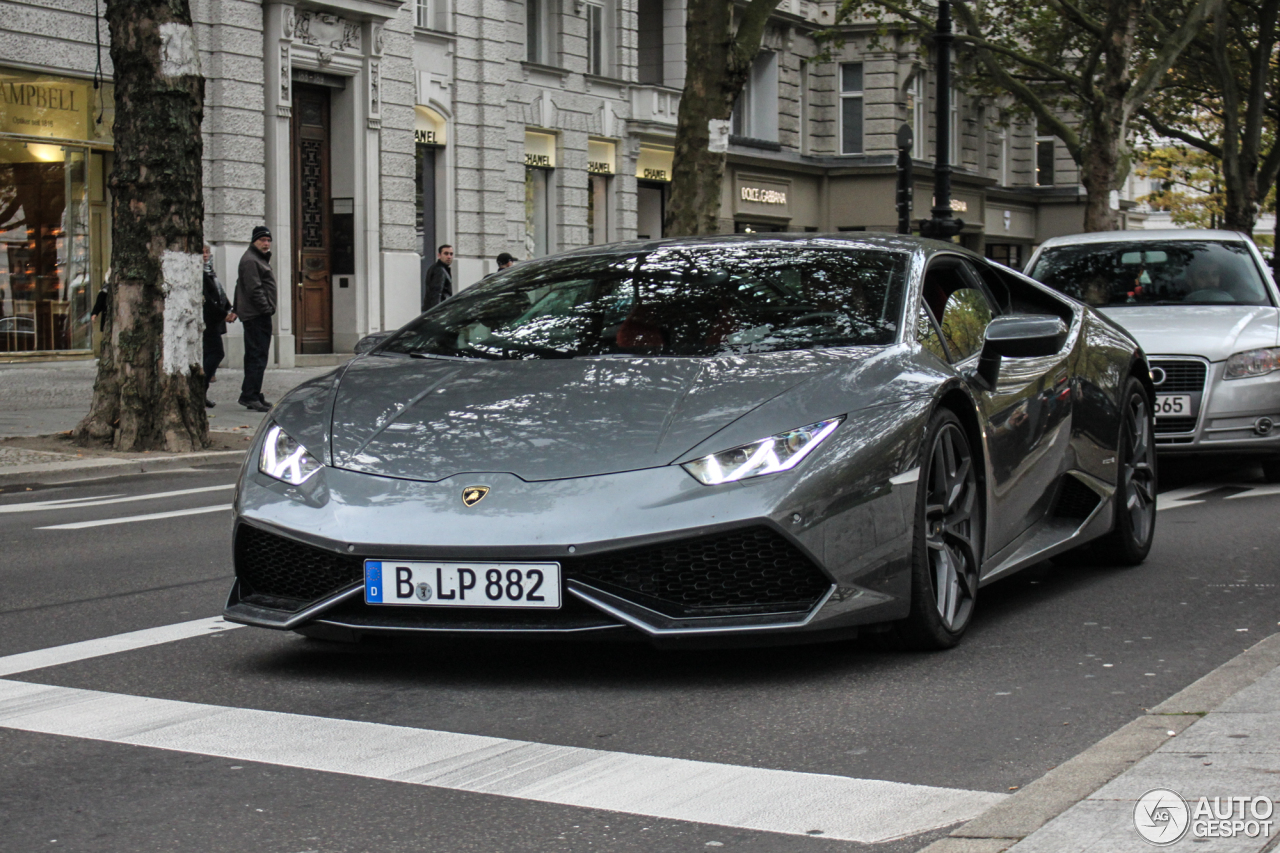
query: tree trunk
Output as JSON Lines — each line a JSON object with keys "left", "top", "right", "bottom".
{"left": 665, "top": 0, "right": 780, "bottom": 238}
{"left": 665, "top": 0, "right": 734, "bottom": 238}
{"left": 75, "top": 0, "right": 208, "bottom": 452}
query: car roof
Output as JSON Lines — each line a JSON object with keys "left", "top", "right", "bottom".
{"left": 1037, "top": 229, "right": 1252, "bottom": 248}
{"left": 551, "top": 232, "right": 982, "bottom": 261}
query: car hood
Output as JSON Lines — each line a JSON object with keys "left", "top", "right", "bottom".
{"left": 324, "top": 351, "right": 854, "bottom": 482}
{"left": 1097, "top": 305, "right": 1280, "bottom": 361}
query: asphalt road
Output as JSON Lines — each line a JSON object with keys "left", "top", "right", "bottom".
{"left": 0, "top": 457, "right": 1277, "bottom": 852}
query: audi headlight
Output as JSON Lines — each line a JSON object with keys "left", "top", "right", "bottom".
{"left": 259, "top": 424, "right": 322, "bottom": 484}
{"left": 1225, "top": 347, "right": 1280, "bottom": 379}
{"left": 682, "top": 418, "right": 843, "bottom": 485}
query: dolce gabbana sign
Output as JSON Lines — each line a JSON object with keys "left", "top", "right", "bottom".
{"left": 0, "top": 68, "right": 114, "bottom": 144}
{"left": 734, "top": 175, "right": 791, "bottom": 217}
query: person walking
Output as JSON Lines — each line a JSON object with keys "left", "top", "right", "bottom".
{"left": 202, "top": 244, "right": 235, "bottom": 408}
{"left": 421, "top": 244, "right": 453, "bottom": 311}
{"left": 234, "top": 226, "right": 277, "bottom": 413}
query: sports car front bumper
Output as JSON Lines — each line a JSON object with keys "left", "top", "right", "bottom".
{"left": 224, "top": 459, "right": 916, "bottom": 645}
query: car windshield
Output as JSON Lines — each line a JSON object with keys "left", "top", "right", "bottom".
{"left": 381, "top": 244, "right": 909, "bottom": 360}
{"left": 1026, "top": 240, "right": 1272, "bottom": 307}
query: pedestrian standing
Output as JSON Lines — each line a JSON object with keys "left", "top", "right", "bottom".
{"left": 90, "top": 269, "right": 111, "bottom": 332}
{"left": 421, "top": 244, "right": 453, "bottom": 311}
{"left": 202, "top": 244, "right": 236, "bottom": 408}
{"left": 234, "top": 226, "right": 276, "bottom": 413}
{"left": 483, "top": 252, "right": 516, "bottom": 280}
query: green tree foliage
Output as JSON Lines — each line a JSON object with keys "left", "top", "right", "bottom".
{"left": 831, "top": 0, "right": 1221, "bottom": 231}
{"left": 1136, "top": 145, "right": 1225, "bottom": 227}
{"left": 1138, "top": 0, "right": 1280, "bottom": 234}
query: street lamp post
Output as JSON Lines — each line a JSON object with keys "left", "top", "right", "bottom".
{"left": 920, "top": 0, "right": 964, "bottom": 241}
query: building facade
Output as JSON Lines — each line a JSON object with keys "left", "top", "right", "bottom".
{"left": 1, "top": 0, "right": 1139, "bottom": 362}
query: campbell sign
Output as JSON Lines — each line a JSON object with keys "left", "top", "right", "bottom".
{"left": 0, "top": 69, "right": 114, "bottom": 144}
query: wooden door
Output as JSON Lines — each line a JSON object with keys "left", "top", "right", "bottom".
{"left": 291, "top": 85, "right": 333, "bottom": 354}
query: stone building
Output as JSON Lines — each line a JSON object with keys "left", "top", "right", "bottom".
{"left": 0, "top": 0, "right": 1129, "bottom": 363}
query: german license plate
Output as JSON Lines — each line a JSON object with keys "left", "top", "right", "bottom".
{"left": 1154, "top": 395, "right": 1192, "bottom": 418}
{"left": 364, "top": 560, "right": 561, "bottom": 608}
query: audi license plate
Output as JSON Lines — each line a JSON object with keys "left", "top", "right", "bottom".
{"left": 364, "top": 560, "right": 561, "bottom": 608}
{"left": 1154, "top": 395, "right": 1192, "bottom": 419}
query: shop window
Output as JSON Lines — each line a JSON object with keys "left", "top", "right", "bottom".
{"left": 1037, "top": 134, "right": 1055, "bottom": 186}
{"left": 636, "top": 183, "right": 665, "bottom": 240}
{"left": 985, "top": 243, "right": 1023, "bottom": 270}
{"left": 0, "top": 142, "right": 93, "bottom": 353}
{"left": 525, "top": 168, "right": 551, "bottom": 257}
{"left": 839, "top": 63, "right": 863, "bottom": 155}
{"left": 732, "top": 52, "right": 779, "bottom": 142}
{"left": 588, "top": 174, "right": 610, "bottom": 244}
{"left": 637, "top": 0, "right": 664, "bottom": 85}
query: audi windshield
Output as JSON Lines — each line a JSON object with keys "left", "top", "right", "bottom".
{"left": 1026, "top": 240, "right": 1272, "bottom": 308}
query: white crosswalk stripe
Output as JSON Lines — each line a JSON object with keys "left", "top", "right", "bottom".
{"left": 34, "top": 504, "right": 231, "bottom": 530}
{"left": 0, "top": 484, "right": 233, "bottom": 515}
{"left": 0, "top": 619, "right": 1006, "bottom": 843}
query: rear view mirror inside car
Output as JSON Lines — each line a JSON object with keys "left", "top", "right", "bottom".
{"left": 1121, "top": 251, "right": 1168, "bottom": 265}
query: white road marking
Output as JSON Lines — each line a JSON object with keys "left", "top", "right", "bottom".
{"left": 0, "top": 678, "right": 1004, "bottom": 843}
{"left": 1223, "top": 483, "right": 1280, "bottom": 500}
{"left": 0, "top": 485, "right": 233, "bottom": 515}
{"left": 1156, "top": 486, "right": 1219, "bottom": 512}
{"left": 0, "top": 617, "right": 239, "bottom": 677}
{"left": 35, "top": 504, "right": 231, "bottom": 530}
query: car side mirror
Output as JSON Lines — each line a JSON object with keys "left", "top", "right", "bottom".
{"left": 354, "top": 331, "right": 393, "bottom": 355}
{"left": 975, "top": 314, "right": 1068, "bottom": 388}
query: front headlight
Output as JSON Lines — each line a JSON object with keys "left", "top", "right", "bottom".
{"left": 1224, "top": 347, "right": 1280, "bottom": 379}
{"left": 682, "top": 417, "right": 843, "bottom": 485}
{"left": 259, "top": 424, "right": 323, "bottom": 484}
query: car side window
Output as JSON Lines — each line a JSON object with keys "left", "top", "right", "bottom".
{"left": 917, "top": 306, "right": 949, "bottom": 362}
{"left": 939, "top": 288, "right": 994, "bottom": 362}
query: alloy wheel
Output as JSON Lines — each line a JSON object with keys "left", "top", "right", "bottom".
{"left": 1122, "top": 395, "right": 1156, "bottom": 548}
{"left": 924, "top": 423, "right": 979, "bottom": 632}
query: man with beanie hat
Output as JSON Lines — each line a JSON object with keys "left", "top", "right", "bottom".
{"left": 234, "top": 226, "right": 277, "bottom": 412}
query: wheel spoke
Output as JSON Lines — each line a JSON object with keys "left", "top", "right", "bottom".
{"left": 923, "top": 422, "right": 980, "bottom": 633}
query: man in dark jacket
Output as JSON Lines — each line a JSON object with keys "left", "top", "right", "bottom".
{"left": 421, "top": 244, "right": 453, "bottom": 311}
{"left": 234, "top": 226, "right": 276, "bottom": 413}
{"left": 202, "top": 244, "right": 235, "bottom": 408}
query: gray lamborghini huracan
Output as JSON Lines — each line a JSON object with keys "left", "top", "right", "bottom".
{"left": 224, "top": 235, "right": 1156, "bottom": 649}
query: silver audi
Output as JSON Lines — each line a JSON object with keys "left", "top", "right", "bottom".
{"left": 1027, "top": 230, "right": 1280, "bottom": 480}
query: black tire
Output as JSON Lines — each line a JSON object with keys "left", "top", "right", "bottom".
{"left": 1261, "top": 457, "right": 1280, "bottom": 483}
{"left": 887, "top": 408, "right": 984, "bottom": 650}
{"left": 1093, "top": 378, "right": 1157, "bottom": 566}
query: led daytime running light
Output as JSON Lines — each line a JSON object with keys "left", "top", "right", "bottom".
{"left": 259, "top": 424, "right": 322, "bottom": 484}
{"left": 683, "top": 417, "right": 843, "bottom": 485}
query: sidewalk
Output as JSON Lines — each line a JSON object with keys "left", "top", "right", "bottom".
{"left": 0, "top": 359, "right": 338, "bottom": 485}
{"left": 922, "top": 633, "right": 1280, "bottom": 852}
{"left": 0, "top": 360, "right": 338, "bottom": 438}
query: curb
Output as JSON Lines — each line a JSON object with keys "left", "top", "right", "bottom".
{"left": 0, "top": 450, "right": 246, "bottom": 487}
{"left": 917, "top": 632, "right": 1280, "bottom": 853}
